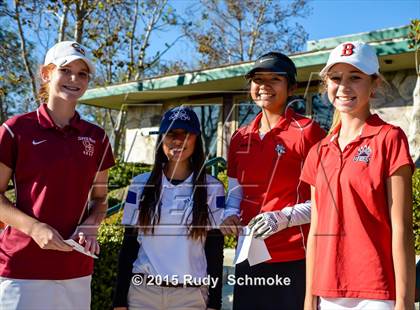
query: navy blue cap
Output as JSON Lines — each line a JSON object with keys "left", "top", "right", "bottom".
{"left": 245, "top": 52, "right": 297, "bottom": 85}
{"left": 159, "top": 106, "right": 201, "bottom": 135}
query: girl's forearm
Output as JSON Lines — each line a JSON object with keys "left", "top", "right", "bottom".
{"left": 392, "top": 224, "right": 415, "bottom": 308}
{"left": 0, "top": 193, "right": 40, "bottom": 236}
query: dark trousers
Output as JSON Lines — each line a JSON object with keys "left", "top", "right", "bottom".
{"left": 232, "top": 259, "right": 306, "bottom": 310}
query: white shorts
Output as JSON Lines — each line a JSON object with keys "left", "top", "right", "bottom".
{"left": 319, "top": 297, "right": 395, "bottom": 309}
{"left": 0, "top": 275, "right": 92, "bottom": 310}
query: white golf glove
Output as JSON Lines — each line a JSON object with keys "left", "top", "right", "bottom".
{"left": 248, "top": 201, "right": 311, "bottom": 239}
{"left": 248, "top": 211, "right": 289, "bottom": 239}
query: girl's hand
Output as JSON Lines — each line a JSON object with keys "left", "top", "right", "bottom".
{"left": 113, "top": 308, "right": 127, "bottom": 310}
{"left": 220, "top": 215, "right": 242, "bottom": 236}
{"left": 29, "top": 222, "right": 73, "bottom": 252}
{"left": 72, "top": 226, "right": 100, "bottom": 256}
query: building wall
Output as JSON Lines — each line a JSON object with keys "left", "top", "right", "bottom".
{"left": 124, "top": 105, "right": 162, "bottom": 164}
{"left": 123, "top": 69, "right": 419, "bottom": 164}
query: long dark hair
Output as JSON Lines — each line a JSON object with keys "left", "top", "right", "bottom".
{"left": 138, "top": 133, "right": 209, "bottom": 240}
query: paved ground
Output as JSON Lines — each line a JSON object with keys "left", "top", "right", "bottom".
{"left": 222, "top": 249, "right": 235, "bottom": 310}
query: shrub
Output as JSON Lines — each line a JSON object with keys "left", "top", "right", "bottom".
{"left": 91, "top": 210, "right": 124, "bottom": 310}
{"left": 108, "top": 161, "right": 151, "bottom": 190}
{"left": 413, "top": 169, "right": 420, "bottom": 254}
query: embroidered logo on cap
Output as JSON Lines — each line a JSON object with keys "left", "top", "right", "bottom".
{"left": 353, "top": 145, "right": 371, "bottom": 163}
{"left": 169, "top": 109, "right": 190, "bottom": 121}
{"left": 78, "top": 136, "right": 96, "bottom": 157}
{"left": 72, "top": 43, "right": 86, "bottom": 55}
{"left": 341, "top": 43, "right": 355, "bottom": 56}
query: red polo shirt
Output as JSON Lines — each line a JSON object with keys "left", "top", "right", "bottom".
{"left": 300, "top": 114, "right": 414, "bottom": 300}
{"left": 0, "top": 104, "right": 115, "bottom": 280}
{"left": 227, "top": 109, "right": 325, "bottom": 262}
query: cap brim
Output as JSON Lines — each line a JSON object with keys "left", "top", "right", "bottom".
{"left": 245, "top": 67, "right": 289, "bottom": 79}
{"left": 159, "top": 122, "right": 200, "bottom": 135}
{"left": 52, "top": 55, "right": 96, "bottom": 75}
{"left": 320, "top": 61, "right": 376, "bottom": 76}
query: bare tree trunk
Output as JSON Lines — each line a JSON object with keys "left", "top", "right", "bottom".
{"left": 238, "top": 18, "right": 244, "bottom": 61}
{"left": 58, "top": 3, "right": 70, "bottom": 41}
{"left": 14, "top": 0, "right": 39, "bottom": 106}
{"left": 74, "top": 0, "right": 87, "bottom": 43}
{"left": 112, "top": 109, "right": 127, "bottom": 158}
{"left": 247, "top": 3, "right": 266, "bottom": 60}
{"left": 126, "top": 0, "right": 139, "bottom": 81}
{"left": 135, "top": 0, "right": 168, "bottom": 80}
{"left": 0, "top": 96, "right": 6, "bottom": 123}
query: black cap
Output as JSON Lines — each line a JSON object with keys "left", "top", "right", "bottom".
{"left": 159, "top": 106, "right": 201, "bottom": 135}
{"left": 245, "top": 52, "right": 297, "bottom": 85}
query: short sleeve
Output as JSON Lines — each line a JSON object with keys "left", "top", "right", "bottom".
{"left": 0, "top": 122, "right": 17, "bottom": 169}
{"left": 300, "top": 142, "right": 322, "bottom": 186}
{"left": 121, "top": 174, "right": 150, "bottom": 225}
{"left": 384, "top": 127, "right": 415, "bottom": 177}
{"left": 227, "top": 130, "right": 240, "bottom": 178}
{"left": 207, "top": 179, "right": 225, "bottom": 227}
{"left": 97, "top": 132, "right": 115, "bottom": 171}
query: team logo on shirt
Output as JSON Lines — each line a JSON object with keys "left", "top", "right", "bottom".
{"left": 353, "top": 145, "right": 371, "bottom": 163}
{"left": 169, "top": 109, "right": 190, "bottom": 121}
{"left": 78, "top": 136, "right": 96, "bottom": 157}
{"left": 275, "top": 144, "right": 286, "bottom": 157}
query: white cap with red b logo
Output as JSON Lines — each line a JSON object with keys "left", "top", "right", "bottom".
{"left": 320, "top": 41, "right": 379, "bottom": 76}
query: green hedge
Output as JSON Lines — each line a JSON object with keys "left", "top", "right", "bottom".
{"left": 108, "top": 161, "right": 151, "bottom": 189}
{"left": 413, "top": 169, "right": 420, "bottom": 254}
{"left": 91, "top": 211, "right": 124, "bottom": 310}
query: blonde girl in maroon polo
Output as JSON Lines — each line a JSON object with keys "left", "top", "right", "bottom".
{"left": 220, "top": 52, "right": 325, "bottom": 310}
{"left": 301, "top": 42, "right": 415, "bottom": 309}
{"left": 0, "top": 41, "right": 114, "bottom": 309}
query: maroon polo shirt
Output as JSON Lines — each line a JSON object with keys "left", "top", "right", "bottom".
{"left": 0, "top": 104, "right": 115, "bottom": 280}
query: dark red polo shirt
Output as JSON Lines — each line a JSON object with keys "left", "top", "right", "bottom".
{"left": 227, "top": 109, "right": 325, "bottom": 262}
{"left": 0, "top": 104, "right": 115, "bottom": 280}
{"left": 300, "top": 114, "right": 414, "bottom": 300}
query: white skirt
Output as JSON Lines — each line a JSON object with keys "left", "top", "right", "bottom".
{"left": 0, "top": 275, "right": 91, "bottom": 310}
{"left": 319, "top": 297, "right": 395, "bottom": 309}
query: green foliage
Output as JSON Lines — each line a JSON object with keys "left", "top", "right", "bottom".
{"left": 217, "top": 170, "right": 228, "bottom": 190}
{"left": 108, "top": 161, "right": 151, "bottom": 190}
{"left": 224, "top": 235, "right": 237, "bottom": 249}
{"left": 91, "top": 210, "right": 124, "bottom": 310}
{"left": 408, "top": 19, "right": 420, "bottom": 50}
{"left": 107, "top": 186, "right": 128, "bottom": 208}
{"left": 413, "top": 169, "right": 420, "bottom": 254}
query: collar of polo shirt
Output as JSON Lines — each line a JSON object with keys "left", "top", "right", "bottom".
{"left": 321, "top": 114, "right": 384, "bottom": 146}
{"left": 37, "top": 104, "right": 84, "bottom": 132}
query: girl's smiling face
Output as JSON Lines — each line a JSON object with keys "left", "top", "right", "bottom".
{"left": 42, "top": 59, "right": 90, "bottom": 103}
{"left": 250, "top": 72, "right": 292, "bottom": 112}
{"left": 162, "top": 129, "right": 197, "bottom": 163}
{"left": 327, "top": 63, "right": 378, "bottom": 116}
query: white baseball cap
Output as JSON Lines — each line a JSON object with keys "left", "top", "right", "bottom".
{"left": 320, "top": 41, "right": 379, "bottom": 76}
{"left": 44, "top": 41, "right": 95, "bottom": 75}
